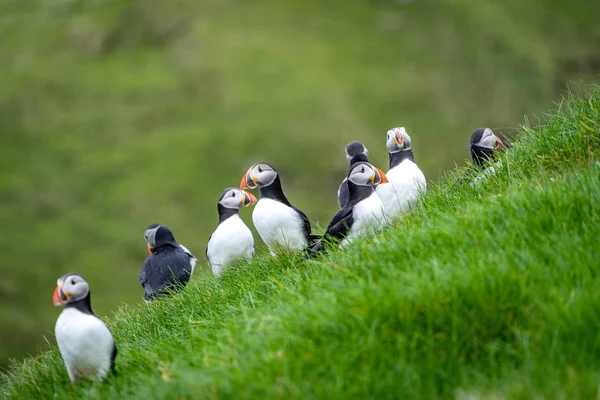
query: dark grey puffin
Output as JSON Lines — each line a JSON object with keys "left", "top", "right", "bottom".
{"left": 53, "top": 273, "right": 117, "bottom": 385}
{"left": 337, "top": 141, "right": 370, "bottom": 209}
{"left": 140, "top": 223, "right": 197, "bottom": 300}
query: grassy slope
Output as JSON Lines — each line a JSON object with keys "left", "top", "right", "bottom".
{"left": 2, "top": 0, "right": 600, "bottom": 365}
{"left": 2, "top": 86, "right": 599, "bottom": 398}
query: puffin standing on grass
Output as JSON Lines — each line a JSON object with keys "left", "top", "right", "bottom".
{"left": 308, "top": 161, "right": 388, "bottom": 256}
{"left": 240, "top": 162, "right": 319, "bottom": 254}
{"left": 337, "top": 141, "right": 370, "bottom": 209}
{"left": 376, "top": 127, "right": 426, "bottom": 223}
{"left": 53, "top": 273, "right": 117, "bottom": 385}
{"left": 140, "top": 223, "right": 197, "bottom": 300}
{"left": 206, "top": 187, "right": 257, "bottom": 277}
{"left": 453, "top": 128, "right": 504, "bottom": 188}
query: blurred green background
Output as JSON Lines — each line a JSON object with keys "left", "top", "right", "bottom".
{"left": 1, "top": 0, "right": 599, "bottom": 368}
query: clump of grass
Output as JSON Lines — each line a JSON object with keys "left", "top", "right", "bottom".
{"left": 2, "top": 86, "right": 600, "bottom": 399}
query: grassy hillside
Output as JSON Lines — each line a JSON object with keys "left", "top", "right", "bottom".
{"left": 2, "top": 85, "right": 599, "bottom": 398}
{"left": 2, "top": 0, "right": 600, "bottom": 366}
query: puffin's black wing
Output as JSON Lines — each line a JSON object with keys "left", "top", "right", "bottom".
{"left": 305, "top": 206, "right": 353, "bottom": 258}
{"left": 140, "top": 250, "right": 192, "bottom": 300}
{"left": 110, "top": 341, "right": 118, "bottom": 374}
{"left": 291, "top": 205, "right": 321, "bottom": 245}
{"left": 324, "top": 206, "right": 354, "bottom": 240}
{"left": 337, "top": 178, "right": 350, "bottom": 209}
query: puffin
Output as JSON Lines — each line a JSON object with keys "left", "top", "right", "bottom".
{"left": 376, "top": 127, "right": 427, "bottom": 223}
{"left": 453, "top": 127, "right": 504, "bottom": 188}
{"left": 140, "top": 223, "right": 197, "bottom": 300}
{"left": 337, "top": 141, "right": 370, "bottom": 209}
{"left": 53, "top": 273, "right": 117, "bottom": 385}
{"left": 240, "top": 162, "right": 319, "bottom": 254}
{"left": 308, "top": 161, "right": 388, "bottom": 256}
{"left": 206, "top": 187, "right": 257, "bottom": 277}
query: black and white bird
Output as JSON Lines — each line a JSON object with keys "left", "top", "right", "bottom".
{"left": 337, "top": 141, "right": 370, "bottom": 209}
{"left": 453, "top": 128, "right": 505, "bottom": 188}
{"left": 308, "top": 161, "right": 388, "bottom": 256}
{"left": 240, "top": 162, "right": 319, "bottom": 254}
{"left": 376, "top": 127, "right": 426, "bottom": 222}
{"left": 206, "top": 188, "right": 256, "bottom": 277}
{"left": 53, "top": 273, "right": 117, "bottom": 385}
{"left": 140, "top": 223, "right": 197, "bottom": 300}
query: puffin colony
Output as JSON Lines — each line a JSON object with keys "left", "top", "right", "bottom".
{"left": 51, "top": 126, "right": 503, "bottom": 385}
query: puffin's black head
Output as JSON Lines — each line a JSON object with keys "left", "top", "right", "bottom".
{"left": 347, "top": 161, "right": 389, "bottom": 186}
{"left": 345, "top": 141, "right": 369, "bottom": 163}
{"left": 218, "top": 187, "right": 257, "bottom": 210}
{"left": 386, "top": 127, "right": 412, "bottom": 153}
{"left": 240, "top": 162, "right": 278, "bottom": 190}
{"left": 470, "top": 128, "right": 504, "bottom": 167}
{"left": 144, "top": 223, "right": 177, "bottom": 255}
{"left": 53, "top": 273, "right": 90, "bottom": 307}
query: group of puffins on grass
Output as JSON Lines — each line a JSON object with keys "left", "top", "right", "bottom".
{"left": 51, "top": 126, "right": 503, "bottom": 386}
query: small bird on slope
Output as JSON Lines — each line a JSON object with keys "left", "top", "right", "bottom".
{"left": 206, "top": 187, "right": 257, "bottom": 277}
{"left": 140, "top": 223, "right": 197, "bottom": 300}
{"left": 453, "top": 127, "right": 505, "bottom": 188}
{"left": 337, "top": 141, "right": 370, "bottom": 209}
{"left": 376, "top": 127, "right": 426, "bottom": 223}
{"left": 308, "top": 161, "right": 388, "bottom": 256}
{"left": 240, "top": 162, "right": 319, "bottom": 254}
{"left": 53, "top": 273, "right": 117, "bottom": 385}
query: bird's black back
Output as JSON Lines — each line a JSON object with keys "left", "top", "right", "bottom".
{"left": 139, "top": 246, "right": 192, "bottom": 300}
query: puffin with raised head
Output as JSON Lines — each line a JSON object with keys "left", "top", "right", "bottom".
{"left": 453, "top": 128, "right": 504, "bottom": 188}
{"left": 140, "top": 223, "right": 196, "bottom": 300}
{"left": 337, "top": 141, "right": 370, "bottom": 209}
{"left": 376, "top": 127, "right": 426, "bottom": 223}
{"left": 308, "top": 161, "right": 388, "bottom": 256}
{"left": 53, "top": 273, "right": 117, "bottom": 385}
{"left": 240, "top": 162, "right": 319, "bottom": 254}
{"left": 206, "top": 187, "right": 257, "bottom": 277}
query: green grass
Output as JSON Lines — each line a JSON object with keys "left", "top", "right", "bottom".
{"left": 3, "top": 0, "right": 600, "bottom": 365}
{"left": 2, "top": 85, "right": 599, "bottom": 398}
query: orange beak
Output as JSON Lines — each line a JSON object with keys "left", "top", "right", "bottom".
{"left": 242, "top": 191, "right": 257, "bottom": 206}
{"left": 375, "top": 167, "right": 389, "bottom": 184}
{"left": 53, "top": 285, "right": 64, "bottom": 306}
{"left": 240, "top": 171, "right": 250, "bottom": 189}
{"left": 147, "top": 245, "right": 154, "bottom": 256}
{"left": 493, "top": 134, "right": 504, "bottom": 150}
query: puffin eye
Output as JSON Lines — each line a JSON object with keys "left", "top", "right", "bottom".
{"left": 71, "top": 279, "right": 76, "bottom": 285}
{"left": 360, "top": 167, "right": 365, "bottom": 173}
{"left": 231, "top": 192, "right": 236, "bottom": 197}
{"left": 258, "top": 166, "right": 263, "bottom": 173}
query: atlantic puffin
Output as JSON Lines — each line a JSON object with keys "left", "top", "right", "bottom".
{"left": 376, "top": 127, "right": 426, "bottom": 222}
{"left": 53, "top": 273, "right": 117, "bottom": 385}
{"left": 453, "top": 128, "right": 504, "bottom": 188}
{"left": 308, "top": 161, "right": 388, "bottom": 256}
{"left": 206, "top": 188, "right": 256, "bottom": 277}
{"left": 337, "top": 141, "right": 370, "bottom": 209}
{"left": 140, "top": 223, "right": 197, "bottom": 300}
{"left": 240, "top": 162, "right": 319, "bottom": 254}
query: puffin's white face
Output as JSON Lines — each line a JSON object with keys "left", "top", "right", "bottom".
{"left": 474, "top": 128, "right": 504, "bottom": 150}
{"left": 218, "top": 188, "right": 257, "bottom": 209}
{"left": 240, "top": 163, "right": 278, "bottom": 189}
{"left": 386, "top": 127, "right": 412, "bottom": 153}
{"left": 348, "top": 162, "right": 389, "bottom": 186}
{"left": 53, "top": 274, "right": 90, "bottom": 306}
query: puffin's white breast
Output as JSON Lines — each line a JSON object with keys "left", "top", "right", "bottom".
{"left": 207, "top": 214, "right": 254, "bottom": 276}
{"left": 179, "top": 244, "right": 197, "bottom": 274}
{"left": 252, "top": 198, "right": 307, "bottom": 253}
{"left": 376, "top": 159, "right": 426, "bottom": 221}
{"left": 55, "top": 308, "right": 115, "bottom": 382}
{"left": 341, "top": 191, "right": 385, "bottom": 246}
